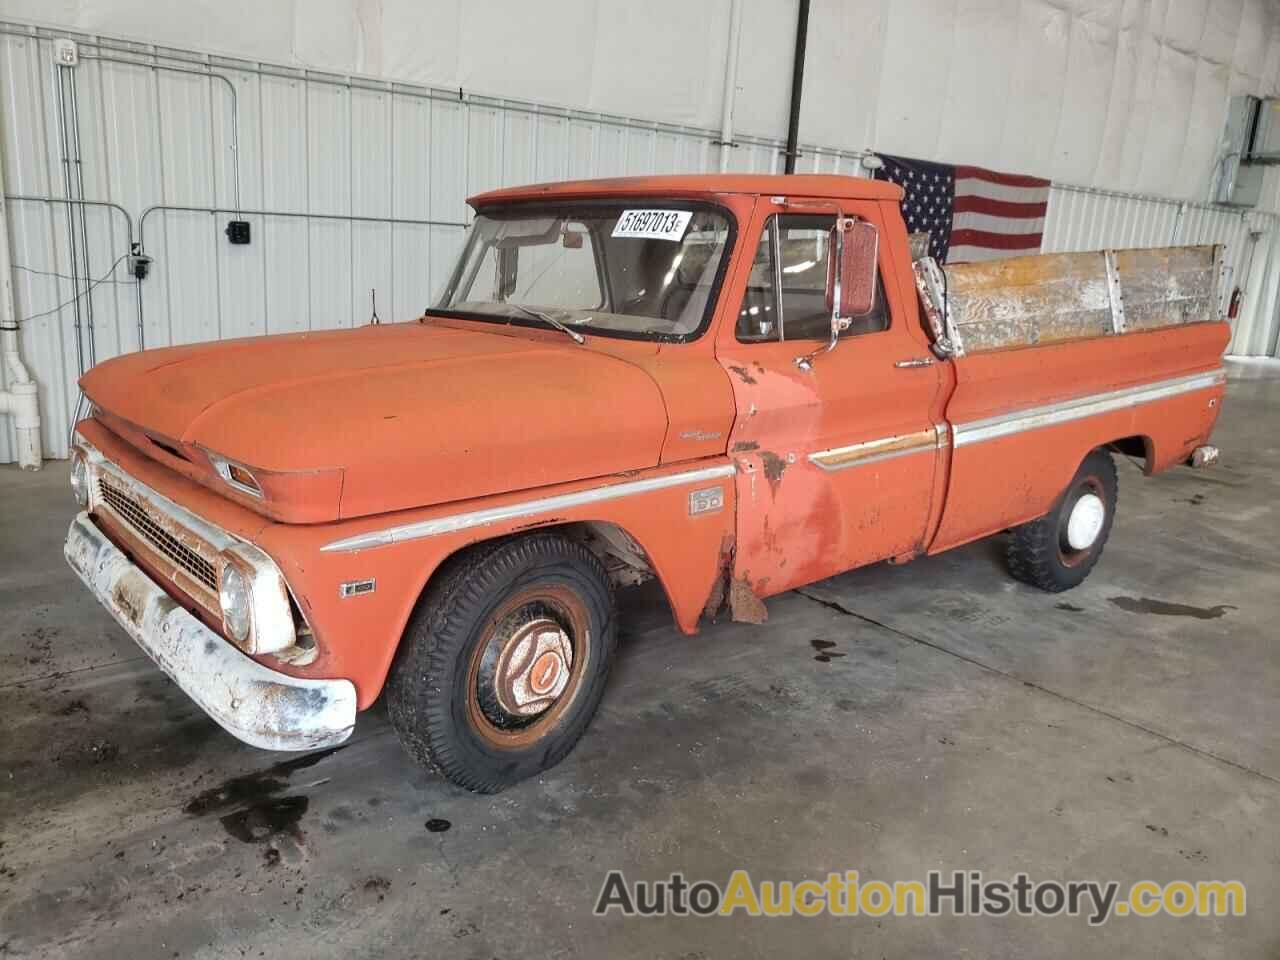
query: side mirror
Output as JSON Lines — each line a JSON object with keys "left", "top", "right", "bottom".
{"left": 825, "top": 217, "right": 878, "bottom": 319}
{"left": 838, "top": 218, "right": 879, "bottom": 317}
{"left": 799, "top": 217, "right": 879, "bottom": 370}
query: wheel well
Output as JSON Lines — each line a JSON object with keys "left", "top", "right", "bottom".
{"left": 418, "top": 520, "right": 665, "bottom": 617}
{"left": 552, "top": 520, "right": 657, "bottom": 588}
{"left": 1106, "top": 435, "right": 1154, "bottom": 474}
{"left": 378, "top": 521, "right": 675, "bottom": 715}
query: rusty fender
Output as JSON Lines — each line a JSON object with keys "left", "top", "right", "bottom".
{"left": 64, "top": 513, "right": 356, "bottom": 751}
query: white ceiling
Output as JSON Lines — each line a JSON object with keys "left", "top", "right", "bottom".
{"left": 4, "top": 0, "right": 1280, "bottom": 198}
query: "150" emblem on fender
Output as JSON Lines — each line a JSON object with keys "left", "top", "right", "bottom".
{"left": 688, "top": 486, "right": 724, "bottom": 516}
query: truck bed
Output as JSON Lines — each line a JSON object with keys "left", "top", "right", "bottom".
{"left": 914, "top": 243, "right": 1229, "bottom": 552}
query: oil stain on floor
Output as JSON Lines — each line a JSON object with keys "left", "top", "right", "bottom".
{"left": 1108, "top": 597, "right": 1236, "bottom": 620}
{"left": 183, "top": 745, "right": 344, "bottom": 843}
{"left": 811, "top": 638, "right": 846, "bottom": 663}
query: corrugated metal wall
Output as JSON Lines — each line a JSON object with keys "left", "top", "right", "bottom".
{"left": 0, "top": 23, "right": 863, "bottom": 461}
{"left": 1042, "top": 184, "right": 1280, "bottom": 356}
{"left": 2, "top": 20, "right": 1277, "bottom": 463}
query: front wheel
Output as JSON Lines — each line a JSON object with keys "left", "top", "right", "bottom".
{"left": 1007, "top": 449, "right": 1118, "bottom": 592}
{"left": 387, "top": 533, "right": 617, "bottom": 793}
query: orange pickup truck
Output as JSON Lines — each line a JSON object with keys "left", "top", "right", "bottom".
{"left": 65, "top": 174, "right": 1228, "bottom": 792}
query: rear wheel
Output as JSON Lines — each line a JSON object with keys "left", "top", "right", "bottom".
{"left": 1007, "top": 449, "right": 1118, "bottom": 592}
{"left": 387, "top": 533, "right": 616, "bottom": 793}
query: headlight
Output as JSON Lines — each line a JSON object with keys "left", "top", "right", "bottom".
{"left": 219, "top": 563, "right": 253, "bottom": 645}
{"left": 70, "top": 454, "right": 89, "bottom": 507}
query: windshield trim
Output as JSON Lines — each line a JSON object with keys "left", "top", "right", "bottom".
{"left": 430, "top": 197, "right": 739, "bottom": 345}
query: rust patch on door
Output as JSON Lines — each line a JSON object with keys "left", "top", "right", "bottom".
{"left": 728, "top": 365, "right": 758, "bottom": 385}
{"left": 731, "top": 439, "right": 760, "bottom": 453}
{"left": 759, "top": 451, "right": 788, "bottom": 496}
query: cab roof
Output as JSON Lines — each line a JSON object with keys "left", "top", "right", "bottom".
{"left": 469, "top": 173, "right": 903, "bottom": 207}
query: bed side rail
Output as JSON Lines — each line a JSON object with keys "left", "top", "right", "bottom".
{"left": 913, "top": 244, "right": 1226, "bottom": 356}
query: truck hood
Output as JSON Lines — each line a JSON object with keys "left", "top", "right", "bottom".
{"left": 80, "top": 322, "right": 669, "bottom": 521}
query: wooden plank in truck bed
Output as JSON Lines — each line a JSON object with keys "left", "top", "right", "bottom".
{"left": 1116, "top": 246, "right": 1219, "bottom": 332}
{"left": 938, "top": 244, "right": 1222, "bottom": 353}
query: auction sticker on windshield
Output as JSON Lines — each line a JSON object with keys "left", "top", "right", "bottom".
{"left": 612, "top": 209, "right": 693, "bottom": 241}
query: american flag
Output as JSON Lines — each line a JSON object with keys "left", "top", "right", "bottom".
{"left": 872, "top": 154, "right": 1050, "bottom": 264}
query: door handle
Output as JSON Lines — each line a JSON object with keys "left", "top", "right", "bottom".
{"left": 895, "top": 357, "right": 935, "bottom": 368}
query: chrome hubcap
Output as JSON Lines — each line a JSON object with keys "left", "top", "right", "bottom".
{"left": 1066, "top": 492, "right": 1105, "bottom": 550}
{"left": 493, "top": 617, "right": 573, "bottom": 717}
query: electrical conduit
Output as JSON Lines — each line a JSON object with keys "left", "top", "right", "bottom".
{"left": 0, "top": 164, "right": 42, "bottom": 470}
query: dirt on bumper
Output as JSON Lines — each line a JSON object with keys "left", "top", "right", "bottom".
{"left": 64, "top": 513, "right": 356, "bottom": 751}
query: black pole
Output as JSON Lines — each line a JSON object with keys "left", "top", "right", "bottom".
{"left": 783, "top": 0, "right": 810, "bottom": 175}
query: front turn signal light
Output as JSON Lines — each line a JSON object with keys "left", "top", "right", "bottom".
{"left": 207, "top": 453, "right": 264, "bottom": 498}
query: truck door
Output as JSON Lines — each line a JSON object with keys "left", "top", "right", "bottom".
{"left": 715, "top": 196, "right": 948, "bottom": 601}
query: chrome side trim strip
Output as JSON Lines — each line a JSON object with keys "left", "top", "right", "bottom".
{"left": 808, "top": 427, "right": 940, "bottom": 472}
{"left": 321, "top": 463, "right": 738, "bottom": 553}
{"left": 952, "top": 369, "right": 1225, "bottom": 448}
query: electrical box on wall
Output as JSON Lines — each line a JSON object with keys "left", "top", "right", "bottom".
{"left": 1249, "top": 98, "right": 1280, "bottom": 163}
{"left": 1217, "top": 96, "right": 1256, "bottom": 206}
{"left": 52, "top": 38, "right": 78, "bottom": 67}
{"left": 1218, "top": 95, "right": 1280, "bottom": 207}
{"left": 1224, "top": 163, "right": 1265, "bottom": 208}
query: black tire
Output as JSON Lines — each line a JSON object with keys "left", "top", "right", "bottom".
{"left": 386, "top": 533, "right": 616, "bottom": 793}
{"left": 1007, "top": 449, "right": 1118, "bottom": 593}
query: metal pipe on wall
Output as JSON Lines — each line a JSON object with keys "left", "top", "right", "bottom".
{"left": 68, "top": 63, "right": 97, "bottom": 367}
{"left": 1238, "top": 230, "right": 1270, "bottom": 355}
{"left": 1250, "top": 227, "right": 1280, "bottom": 357}
{"left": 136, "top": 204, "right": 468, "bottom": 251}
{"left": 0, "top": 151, "right": 43, "bottom": 469}
{"left": 3, "top": 195, "right": 143, "bottom": 351}
{"left": 54, "top": 63, "right": 88, "bottom": 376}
{"left": 783, "top": 0, "right": 810, "bottom": 175}
{"left": 0, "top": 26, "right": 829, "bottom": 163}
{"left": 717, "top": 0, "right": 744, "bottom": 173}
{"left": 78, "top": 52, "right": 242, "bottom": 215}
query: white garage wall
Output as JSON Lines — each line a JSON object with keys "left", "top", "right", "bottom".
{"left": 0, "top": 23, "right": 865, "bottom": 461}
{"left": 2, "top": 3, "right": 1280, "bottom": 462}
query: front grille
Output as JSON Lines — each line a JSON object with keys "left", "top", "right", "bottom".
{"left": 97, "top": 476, "right": 219, "bottom": 592}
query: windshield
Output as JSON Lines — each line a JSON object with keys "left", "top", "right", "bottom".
{"left": 434, "top": 202, "right": 734, "bottom": 341}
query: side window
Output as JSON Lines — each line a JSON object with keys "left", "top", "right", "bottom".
{"left": 737, "top": 225, "right": 781, "bottom": 341}
{"left": 736, "top": 214, "right": 889, "bottom": 342}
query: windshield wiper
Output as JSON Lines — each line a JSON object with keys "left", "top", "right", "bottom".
{"left": 502, "top": 303, "right": 585, "bottom": 345}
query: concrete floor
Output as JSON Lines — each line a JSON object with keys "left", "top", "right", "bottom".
{"left": 2, "top": 362, "right": 1278, "bottom": 959}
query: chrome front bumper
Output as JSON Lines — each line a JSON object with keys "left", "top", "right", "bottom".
{"left": 65, "top": 512, "right": 357, "bottom": 751}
